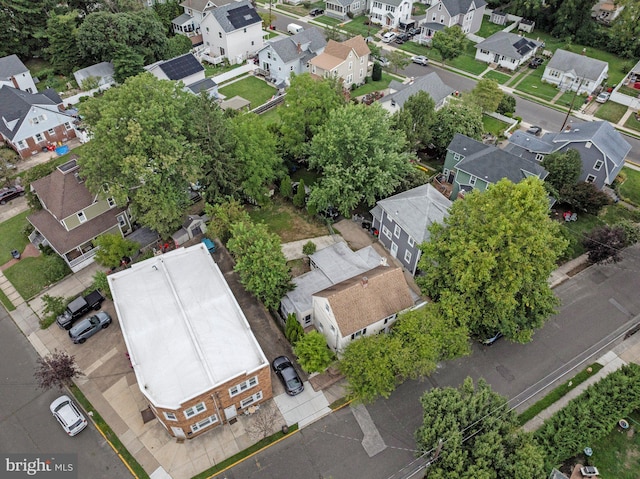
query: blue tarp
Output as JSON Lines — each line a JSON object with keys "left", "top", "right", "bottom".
{"left": 56, "top": 145, "right": 69, "bottom": 156}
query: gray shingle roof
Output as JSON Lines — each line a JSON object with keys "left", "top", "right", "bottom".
{"left": 441, "top": 0, "right": 486, "bottom": 16}
{"left": 546, "top": 49, "right": 608, "bottom": 81}
{"left": 475, "top": 32, "right": 541, "bottom": 59}
{"left": 373, "top": 184, "right": 452, "bottom": 243}
{"left": 448, "top": 132, "right": 489, "bottom": 157}
{"left": 211, "top": 0, "right": 261, "bottom": 33}
{"left": 187, "top": 77, "right": 217, "bottom": 93}
{"left": 0, "top": 86, "right": 67, "bottom": 141}
{"left": 452, "top": 135, "right": 548, "bottom": 184}
{"left": 0, "top": 55, "right": 28, "bottom": 81}
{"left": 327, "top": 0, "right": 356, "bottom": 7}
{"left": 267, "top": 27, "right": 327, "bottom": 64}
{"left": 380, "top": 72, "right": 454, "bottom": 108}
{"left": 73, "top": 62, "right": 115, "bottom": 87}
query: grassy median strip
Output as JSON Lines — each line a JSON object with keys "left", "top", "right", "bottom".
{"left": 0, "top": 288, "right": 15, "bottom": 311}
{"left": 517, "top": 362, "right": 603, "bottom": 426}
{"left": 192, "top": 423, "right": 300, "bottom": 479}
{"left": 70, "top": 384, "right": 149, "bottom": 479}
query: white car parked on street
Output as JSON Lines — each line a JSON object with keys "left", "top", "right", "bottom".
{"left": 50, "top": 395, "right": 88, "bottom": 436}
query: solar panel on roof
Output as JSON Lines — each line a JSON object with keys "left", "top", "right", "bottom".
{"left": 227, "top": 5, "right": 259, "bottom": 29}
{"left": 159, "top": 55, "right": 203, "bottom": 81}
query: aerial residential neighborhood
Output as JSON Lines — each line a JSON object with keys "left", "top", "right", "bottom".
{"left": 3, "top": 1, "right": 640, "bottom": 479}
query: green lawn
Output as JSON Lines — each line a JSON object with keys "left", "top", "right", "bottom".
{"left": 342, "top": 15, "right": 380, "bottom": 37}
{"left": 555, "top": 91, "right": 586, "bottom": 109}
{"left": 599, "top": 204, "right": 640, "bottom": 224}
{"left": 595, "top": 100, "right": 628, "bottom": 123}
{"left": 352, "top": 73, "right": 393, "bottom": 96}
{"left": 219, "top": 77, "right": 276, "bottom": 108}
{"left": 447, "top": 42, "right": 488, "bottom": 75}
{"left": 0, "top": 288, "right": 14, "bottom": 311}
{"left": 476, "top": 19, "right": 512, "bottom": 39}
{"left": 482, "top": 114, "right": 509, "bottom": 136}
{"left": 3, "top": 256, "right": 68, "bottom": 300}
{"left": 561, "top": 212, "right": 605, "bottom": 258}
{"left": 590, "top": 410, "right": 640, "bottom": 479}
{"left": 412, "top": 3, "right": 426, "bottom": 15}
{"left": 0, "top": 211, "right": 30, "bottom": 265}
{"left": 275, "top": 3, "right": 308, "bottom": 16}
{"left": 259, "top": 106, "right": 281, "bottom": 124}
{"left": 624, "top": 112, "right": 640, "bottom": 133}
{"left": 515, "top": 68, "right": 561, "bottom": 101}
{"left": 312, "top": 15, "right": 342, "bottom": 27}
{"left": 246, "top": 198, "right": 326, "bottom": 242}
{"left": 619, "top": 166, "right": 640, "bottom": 205}
{"left": 483, "top": 70, "right": 511, "bottom": 84}
{"left": 398, "top": 42, "right": 433, "bottom": 58}
{"left": 617, "top": 84, "right": 640, "bottom": 97}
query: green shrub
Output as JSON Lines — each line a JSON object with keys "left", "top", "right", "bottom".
{"left": 280, "top": 175, "right": 293, "bottom": 199}
{"left": 93, "top": 271, "right": 112, "bottom": 300}
{"left": 285, "top": 313, "right": 304, "bottom": 345}
{"left": 293, "top": 179, "right": 306, "bottom": 208}
{"left": 294, "top": 331, "right": 334, "bottom": 373}
{"left": 39, "top": 294, "right": 67, "bottom": 329}
{"left": 302, "top": 240, "right": 316, "bottom": 255}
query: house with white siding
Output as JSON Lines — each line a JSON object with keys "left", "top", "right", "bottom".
{"left": 0, "top": 55, "right": 37, "bottom": 93}
{"left": 369, "top": 0, "right": 413, "bottom": 29}
{"left": 541, "top": 49, "right": 609, "bottom": 95}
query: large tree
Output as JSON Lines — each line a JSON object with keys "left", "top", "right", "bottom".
{"left": 551, "top": 0, "right": 597, "bottom": 43}
{"left": 227, "top": 220, "right": 293, "bottom": 310}
{"left": 230, "top": 113, "right": 284, "bottom": 205}
{"left": 45, "top": 11, "right": 82, "bottom": 75}
{"left": 431, "top": 26, "right": 467, "bottom": 63}
{"left": 432, "top": 101, "right": 483, "bottom": 156}
{"left": 307, "top": 103, "right": 413, "bottom": 216}
{"left": 416, "top": 378, "right": 545, "bottom": 479}
{"left": 417, "top": 178, "right": 568, "bottom": 342}
{"left": 78, "top": 73, "right": 203, "bottom": 236}
{"left": 541, "top": 149, "right": 582, "bottom": 196}
{"left": 391, "top": 90, "right": 436, "bottom": 151}
{"left": 278, "top": 73, "right": 346, "bottom": 160}
{"left": 387, "top": 50, "right": 410, "bottom": 73}
{"left": 467, "top": 78, "right": 504, "bottom": 113}
{"left": 0, "top": 0, "right": 56, "bottom": 58}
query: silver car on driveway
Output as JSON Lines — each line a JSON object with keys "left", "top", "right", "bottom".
{"left": 68, "top": 311, "right": 112, "bottom": 344}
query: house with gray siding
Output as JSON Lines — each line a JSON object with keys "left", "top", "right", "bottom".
{"left": 542, "top": 49, "right": 609, "bottom": 95}
{"left": 475, "top": 32, "right": 541, "bottom": 71}
{"left": 421, "top": 0, "right": 486, "bottom": 34}
{"left": 379, "top": 72, "right": 454, "bottom": 114}
{"left": 370, "top": 184, "right": 452, "bottom": 275}
{"left": 443, "top": 133, "right": 548, "bottom": 200}
{"left": 256, "top": 28, "right": 327, "bottom": 86}
{"left": 0, "top": 54, "right": 37, "bottom": 93}
{"left": 504, "top": 121, "right": 630, "bottom": 190}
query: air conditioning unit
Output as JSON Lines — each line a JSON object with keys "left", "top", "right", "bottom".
{"left": 580, "top": 466, "right": 599, "bottom": 477}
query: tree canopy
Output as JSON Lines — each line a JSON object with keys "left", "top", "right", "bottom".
{"left": 431, "top": 26, "right": 467, "bottom": 63}
{"left": 78, "top": 73, "right": 203, "bottom": 236}
{"left": 467, "top": 78, "right": 504, "bottom": 113}
{"left": 417, "top": 178, "right": 567, "bottom": 342}
{"left": 540, "top": 149, "right": 582, "bottom": 195}
{"left": 432, "top": 101, "right": 483, "bottom": 156}
{"left": 391, "top": 90, "right": 436, "bottom": 151}
{"left": 416, "top": 378, "right": 545, "bottom": 479}
{"left": 307, "top": 103, "right": 413, "bottom": 216}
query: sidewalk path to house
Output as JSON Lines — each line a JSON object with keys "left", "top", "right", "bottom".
{"left": 281, "top": 234, "right": 343, "bottom": 261}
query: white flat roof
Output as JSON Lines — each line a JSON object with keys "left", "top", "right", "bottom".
{"left": 108, "top": 243, "right": 268, "bottom": 409}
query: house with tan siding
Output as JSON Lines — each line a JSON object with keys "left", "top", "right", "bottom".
{"left": 309, "top": 36, "right": 370, "bottom": 89}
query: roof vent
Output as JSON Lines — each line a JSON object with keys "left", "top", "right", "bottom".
{"left": 361, "top": 277, "right": 368, "bottom": 288}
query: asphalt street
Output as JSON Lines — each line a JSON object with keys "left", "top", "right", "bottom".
{"left": 217, "top": 244, "right": 640, "bottom": 479}
{"left": 0, "top": 307, "right": 131, "bottom": 478}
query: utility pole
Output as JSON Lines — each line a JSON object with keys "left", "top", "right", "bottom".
{"left": 561, "top": 76, "right": 586, "bottom": 131}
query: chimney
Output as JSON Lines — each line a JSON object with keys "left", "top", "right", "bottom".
{"left": 297, "top": 42, "right": 302, "bottom": 54}
{"left": 361, "top": 277, "right": 369, "bottom": 288}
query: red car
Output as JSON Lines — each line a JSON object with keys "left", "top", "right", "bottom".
{"left": 0, "top": 185, "right": 25, "bottom": 205}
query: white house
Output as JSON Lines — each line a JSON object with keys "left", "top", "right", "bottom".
{"left": 379, "top": 72, "right": 454, "bottom": 113}
{"left": 475, "top": 32, "right": 541, "bottom": 71}
{"left": 73, "top": 62, "right": 115, "bottom": 90}
{"left": 421, "top": 0, "right": 486, "bottom": 34}
{"left": 257, "top": 27, "right": 327, "bottom": 86}
{"left": 0, "top": 54, "right": 37, "bottom": 93}
{"left": 172, "top": 0, "right": 232, "bottom": 37}
{"left": 201, "top": 0, "right": 263, "bottom": 65}
{"left": 369, "top": 0, "right": 413, "bottom": 29}
{"left": 542, "top": 49, "right": 609, "bottom": 95}
{"left": 108, "top": 244, "right": 272, "bottom": 439}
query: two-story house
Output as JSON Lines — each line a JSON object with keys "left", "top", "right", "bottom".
{"left": 504, "top": 121, "right": 630, "bottom": 190}
{"left": 370, "top": 184, "right": 452, "bottom": 275}
{"left": 200, "top": 0, "right": 264, "bottom": 65}
{"left": 257, "top": 28, "right": 327, "bottom": 86}
{"left": 324, "top": 0, "right": 367, "bottom": 21}
{"left": 0, "top": 54, "right": 37, "bottom": 93}
{"left": 308, "top": 36, "right": 370, "bottom": 89}
{"left": 475, "top": 32, "right": 541, "bottom": 71}
{"left": 109, "top": 243, "right": 272, "bottom": 439}
{"left": 369, "top": 0, "right": 413, "bottom": 29}
{"left": 379, "top": 72, "right": 454, "bottom": 113}
{"left": 542, "top": 49, "right": 609, "bottom": 95}
{"left": 172, "top": 0, "right": 234, "bottom": 44}
{"left": 312, "top": 266, "right": 415, "bottom": 353}
{"left": 0, "top": 86, "right": 77, "bottom": 160}
{"left": 27, "top": 158, "right": 132, "bottom": 272}
{"left": 420, "top": 0, "right": 486, "bottom": 35}
{"left": 443, "top": 133, "right": 548, "bottom": 200}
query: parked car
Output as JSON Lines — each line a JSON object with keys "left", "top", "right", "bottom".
{"left": 381, "top": 32, "right": 396, "bottom": 43}
{"left": 374, "top": 56, "right": 390, "bottom": 68}
{"left": 0, "top": 185, "right": 25, "bottom": 205}
{"left": 528, "top": 57, "right": 544, "bottom": 69}
{"left": 50, "top": 395, "right": 88, "bottom": 436}
{"left": 411, "top": 55, "right": 429, "bottom": 66}
{"left": 394, "top": 33, "right": 408, "bottom": 44}
{"left": 526, "top": 125, "right": 542, "bottom": 136}
{"left": 596, "top": 92, "right": 610, "bottom": 103}
{"left": 408, "top": 27, "right": 420, "bottom": 36}
{"left": 68, "top": 311, "right": 112, "bottom": 344}
{"left": 309, "top": 7, "right": 324, "bottom": 16}
{"left": 272, "top": 356, "right": 304, "bottom": 396}
{"left": 56, "top": 290, "right": 105, "bottom": 330}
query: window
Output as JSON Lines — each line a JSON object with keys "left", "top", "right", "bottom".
{"left": 438, "top": 2, "right": 442, "bottom": 9}
{"left": 408, "top": 236, "right": 415, "bottom": 247}
{"left": 325, "top": 304, "right": 330, "bottom": 313}
{"left": 229, "top": 376, "right": 258, "bottom": 397}
{"left": 190, "top": 414, "right": 218, "bottom": 433}
{"left": 243, "top": 28, "right": 247, "bottom": 33}
{"left": 351, "top": 328, "right": 367, "bottom": 340}
{"left": 586, "top": 174, "right": 596, "bottom": 183}
{"left": 65, "top": 122, "right": 72, "bottom": 130}
{"left": 77, "top": 211, "right": 87, "bottom": 223}
{"left": 290, "top": 66, "right": 294, "bottom": 71}
{"left": 394, "top": 224, "right": 401, "bottom": 238}
{"left": 240, "top": 391, "right": 263, "bottom": 409}
{"left": 346, "top": 74, "right": 352, "bottom": 84}
{"left": 251, "top": 40, "right": 254, "bottom": 46}
{"left": 184, "top": 401, "right": 206, "bottom": 419}
{"left": 360, "top": 56, "right": 364, "bottom": 64}
{"left": 404, "top": 249, "right": 412, "bottom": 263}
{"left": 220, "top": 47, "right": 225, "bottom": 55}
{"left": 469, "top": 175, "right": 477, "bottom": 186}
{"left": 348, "top": 61, "right": 353, "bottom": 70}
{"left": 48, "top": 128, "right": 55, "bottom": 135}
{"left": 303, "top": 314, "right": 312, "bottom": 325}
{"left": 353, "top": 1, "right": 360, "bottom": 8}
{"left": 117, "top": 214, "right": 127, "bottom": 228}
{"left": 330, "top": 324, "right": 335, "bottom": 332}
{"left": 219, "top": 32, "right": 222, "bottom": 38}
{"left": 382, "top": 225, "right": 392, "bottom": 240}
{"left": 107, "top": 197, "right": 116, "bottom": 208}
{"left": 206, "top": 27, "right": 209, "bottom": 32}
{"left": 35, "top": 133, "right": 44, "bottom": 143}
{"left": 317, "top": 322, "right": 324, "bottom": 331}
{"left": 383, "top": 315, "right": 395, "bottom": 325}
{"left": 453, "top": 152, "right": 461, "bottom": 161}
{"left": 267, "top": 52, "right": 271, "bottom": 59}
{"left": 359, "top": 68, "right": 363, "bottom": 78}
{"left": 164, "top": 412, "right": 177, "bottom": 421}
{"left": 16, "top": 140, "right": 27, "bottom": 150}
{"left": 594, "top": 160, "right": 603, "bottom": 171}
